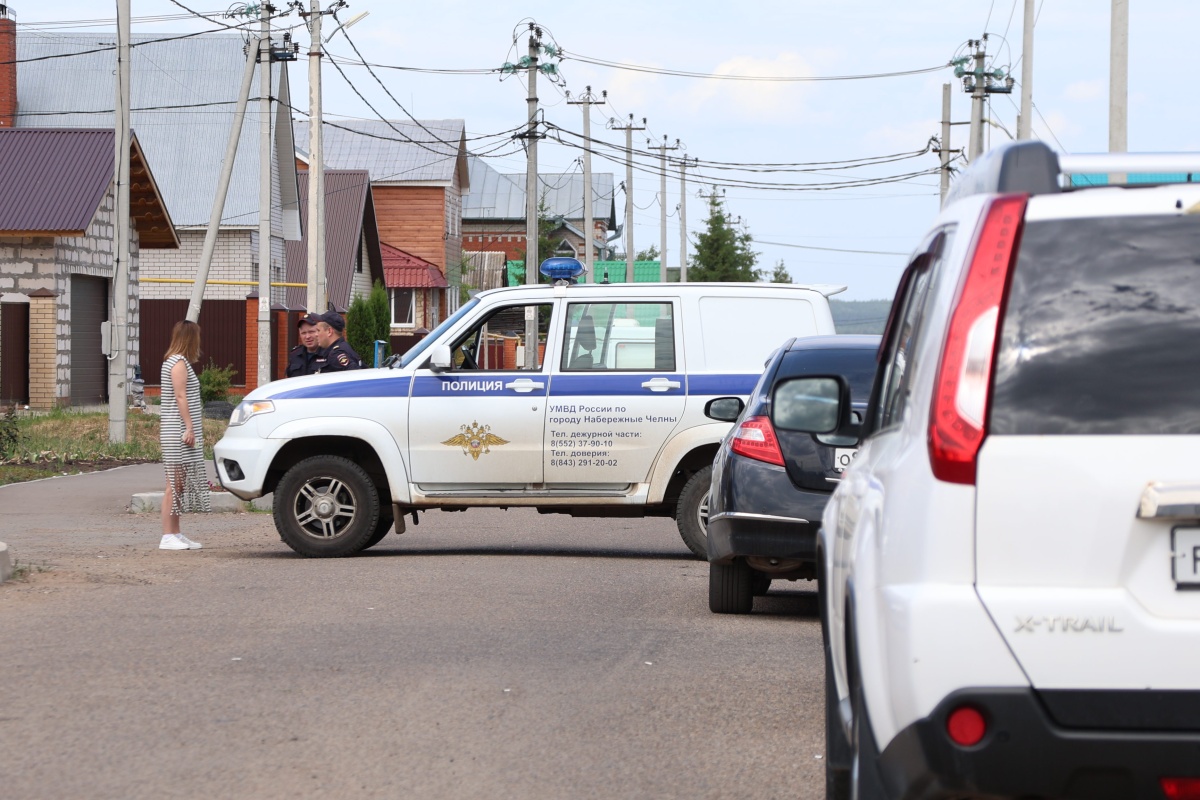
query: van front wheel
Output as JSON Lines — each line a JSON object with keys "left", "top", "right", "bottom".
{"left": 675, "top": 465, "right": 711, "bottom": 560}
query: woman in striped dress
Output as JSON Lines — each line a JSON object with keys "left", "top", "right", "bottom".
{"left": 159, "top": 320, "right": 211, "bottom": 550}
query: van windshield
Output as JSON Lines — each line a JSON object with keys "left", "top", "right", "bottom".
{"left": 398, "top": 298, "right": 480, "bottom": 369}
{"left": 991, "top": 214, "right": 1200, "bottom": 435}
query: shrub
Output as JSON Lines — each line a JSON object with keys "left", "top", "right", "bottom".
{"left": 198, "top": 360, "right": 237, "bottom": 403}
{"left": 0, "top": 405, "right": 20, "bottom": 458}
{"left": 345, "top": 280, "right": 392, "bottom": 367}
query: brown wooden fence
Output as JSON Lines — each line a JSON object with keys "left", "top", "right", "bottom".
{"left": 140, "top": 300, "right": 246, "bottom": 387}
{"left": 1, "top": 301, "right": 29, "bottom": 405}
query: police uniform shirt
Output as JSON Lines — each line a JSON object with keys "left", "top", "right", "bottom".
{"left": 285, "top": 345, "right": 320, "bottom": 378}
{"left": 319, "top": 339, "right": 362, "bottom": 372}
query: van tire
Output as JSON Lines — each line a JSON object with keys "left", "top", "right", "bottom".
{"left": 709, "top": 558, "right": 754, "bottom": 614}
{"left": 675, "top": 465, "right": 712, "bottom": 560}
{"left": 274, "top": 456, "right": 380, "bottom": 558}
{"left": 363, "top": 505, "right": 395, "bottom": 550}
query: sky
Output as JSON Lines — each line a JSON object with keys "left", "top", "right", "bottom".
{"left": 18, "top": 1, "right": 1200, "bottom": 300}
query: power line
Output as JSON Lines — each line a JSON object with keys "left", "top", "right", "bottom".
{"left": 757, "top": 240, "right": 909, "bottom": 256}
{"left": 563, "top": 51, "right": 949, "bottom": 82}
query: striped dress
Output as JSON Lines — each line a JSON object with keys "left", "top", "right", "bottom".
{"left": 160, "top": 354, "right": 211, "bottom": 515}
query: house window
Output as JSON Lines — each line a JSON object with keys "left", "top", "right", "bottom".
{"left": 431, "top": 289, "right": 440, "bottom": 325}
{"left": 391, "top": 288, "right": 415, "bottom": 326}
{"left": 555, "top": 239, "right": 576, "bottom": 257}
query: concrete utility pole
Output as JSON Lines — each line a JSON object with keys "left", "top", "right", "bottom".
{"left": 678, "top": 155, "right": 693, "bottom": 282}
{"left": 567, "top": 86, "right": 605, "bottom": 278}
{"left": 305, "top": 0, "right": 327, "bottom": 313}
{"left": 109, "top": 0, "right": 131, "bottom": 442}
{"left": 647, "top": 136, "right": 679, "bottom": 282}
{"left": 1109, "top": 0, "right": 1129, "bottom": 182}
{"left": 188, "top": 42, "right": 258, "bottom": 322}
{"left": 523, "top": 25, "right": 541, "bottom": 367}
{"left": 256, "top": 3, "right": 273, "bottom": 387}
{"left": 610, "top": 114, "right": 645, "bottom": 282}
{"left": 1018, "top": 0, "right": 1035, "bottom": 139}
{"left": 968, "top": 42, "right": 986, "bottom": 160}
{"left": 939, "top": 83, "right": 952, "bottom": 205}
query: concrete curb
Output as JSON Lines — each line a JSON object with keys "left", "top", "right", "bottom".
{"left": 0, "top": 542, "right": 11, "bottom": 584}
{"left": 130, "top": 492, "right": 273, "bottom": 513}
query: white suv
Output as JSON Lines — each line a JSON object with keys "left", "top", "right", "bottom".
{"left": 805, "top": 142, "right": 1200, "bottom": 799}
{"left": 214, "top": 280, "right": 841, "bottom": 558}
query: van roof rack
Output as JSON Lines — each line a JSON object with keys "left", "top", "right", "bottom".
{"left": 944, "top": 141, "right": 1200, "bottom": 207}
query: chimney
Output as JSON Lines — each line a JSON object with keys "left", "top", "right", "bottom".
{"left": 0, "top": 4, "right": 15, "bottom": 128}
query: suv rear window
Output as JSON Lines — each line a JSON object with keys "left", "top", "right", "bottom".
{"left": 991, "top": 214, "right": 1200, "bottom": 435}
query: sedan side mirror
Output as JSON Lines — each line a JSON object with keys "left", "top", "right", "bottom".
{"left": 704, "top": 396, "right": 745, "bottom": 423}
{"left": 427, "top": 343, "right": 452, "bottom": 372}
{"left": 771, "top": 377, "right": 848, "bottom": 434}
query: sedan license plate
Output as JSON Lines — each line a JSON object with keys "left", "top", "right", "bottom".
{"left": 833, "top": 447, "right": 858, "bottom": 473}
{"left": 1172, "top": 526, "right": 1200, "bottom": 589}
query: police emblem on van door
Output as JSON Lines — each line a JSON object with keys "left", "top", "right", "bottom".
{"left": 442, "top": 421, "right": 509, "bottom": 460}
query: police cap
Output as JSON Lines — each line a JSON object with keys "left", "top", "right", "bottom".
{"left": 320, "top": 310, "right": 345, "bottom": 332}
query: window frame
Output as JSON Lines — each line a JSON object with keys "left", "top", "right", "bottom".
{"left": 391, "top": 287, "right": 415, "bottom": 327}
{"left": 559, "top": 301, "right": 677, "bottom": 373}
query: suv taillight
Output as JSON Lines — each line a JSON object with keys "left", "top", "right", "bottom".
{"left": 731, "top": 416, "right": 785, "bottom": 467}
{"left": 928, "top": 194, "right": 1027, "bottom": 485}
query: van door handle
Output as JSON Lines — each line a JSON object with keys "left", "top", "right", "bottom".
{"left": 641, "top": 378, "right": 681, "bottom": 392}
{"left": 505, "top": 379, "right": 545, "bottom": 393}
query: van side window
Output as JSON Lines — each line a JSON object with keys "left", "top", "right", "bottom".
{"left": 872, "top": 229, "right": 955, "bottom": 432}
{"left": 561, "top": 302, "right": 676, "bottom": 372}
{"left": 450, "top": 303, "right": 553, "bottom": 371}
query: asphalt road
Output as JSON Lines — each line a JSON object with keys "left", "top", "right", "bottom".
{"left": 0, "top": 465, "right": 827, "bottom": 799}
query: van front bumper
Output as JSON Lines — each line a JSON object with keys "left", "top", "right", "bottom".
{"left": 212, "top": 432, "right": 284, "bottom": 500}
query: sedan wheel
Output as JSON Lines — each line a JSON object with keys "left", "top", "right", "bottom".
{"left": 709, "top": 558, "right": 754, "bottom": 614}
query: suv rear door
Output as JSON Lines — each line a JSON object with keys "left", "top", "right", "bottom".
{"left": 975, "top": 201, "right": 1200, "bottom": 691}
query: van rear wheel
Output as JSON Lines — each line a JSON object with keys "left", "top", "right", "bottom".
{"left": 675, "top": 465, "right": 711, "bottom": 560}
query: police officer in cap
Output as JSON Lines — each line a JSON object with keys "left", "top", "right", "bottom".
{"left": 285, "top": 313, "right": 324, "bottom": 377}
{"left": 315, "top": 309, "right": 363, "bottom": 372}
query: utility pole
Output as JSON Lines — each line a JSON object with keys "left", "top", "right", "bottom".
{"left": 1109, "top": 0, "right": 1128, "bottom": 183}
{"left": 954, "top": 37, "right": 1013, "bottom": 162}
{"left": 256, "top": 2, "right": 273, "bottom": 387}
{"left": 678, "top": 155, "right": 693, "bottom": 282}
{"left": 609, "top": 114, "right": 644, "bottom": 282}
{"left": 647, "top": 136, "right": 679, "bottom": 282}
{"left": 567, "top": 86, "right": 605, "bottom": 278}
{"left": 300, "top": 0, "right": 340, "bottom": 313}
{"left": 522, "top": 25, "right": 541, "bottom": 368}
{"left": 1018, "top": 0, "right": 1035, "bottom": 139}
{"left": 109, "top": 0, "right": 131, "bottom": 442}
{"left": 939, "top": 83, "right": 952, "bottom": 204}
{"left": 187, "top": 40, "right": 258, "bottom": 322}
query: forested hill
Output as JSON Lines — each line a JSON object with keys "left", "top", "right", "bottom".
{"left": 830, "top": 299, "right": 893, "bottom": 334}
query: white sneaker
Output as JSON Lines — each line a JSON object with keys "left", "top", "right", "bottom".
{"left": 160, "top": 534, "right": 191, "bottom": 551}
{"left": 178, "top": 534, "right": 203, "bottom": 550}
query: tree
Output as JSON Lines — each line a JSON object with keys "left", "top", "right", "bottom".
{"left": 512, "top": 197, "right": 561, "bottom": 284}
{"left": 769, "top": 259, "right": 791, "bottom": 283}
{"left": 688, "top": 194, "right": 761, "bottom": 282}
{"left": 635, "top": 244, "right": 659, "bottom": 261}
{"left": 345, "top": 280, "right": 391, "bottom": 367}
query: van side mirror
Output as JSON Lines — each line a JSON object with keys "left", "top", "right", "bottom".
{"left": 704, "top": 397, "right": 745, "bottom": 422}
{"left": 427, "top": 344, "right": 452, "bottom": 371}
{"left": 771, "top": 377, "right": 846, "bottom": 434}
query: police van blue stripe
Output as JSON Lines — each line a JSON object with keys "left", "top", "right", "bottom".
{"left": 269, "top": 376, "right": 413, "bottom": 400}
{"left": 412, "top": 376, "right": 549, "bottom": 397}
{"left": 687, "top": 374, "right": 759, "bottom": 396}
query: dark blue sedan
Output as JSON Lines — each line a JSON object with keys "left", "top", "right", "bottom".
{"left": 704, "top": 335, "right": 880, "bottom": 614}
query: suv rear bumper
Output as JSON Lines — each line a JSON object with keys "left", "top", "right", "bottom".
{"left": 877, "top": 687, "right": 1200, "bottom": 800}
{"left": 706, "top": 511, "right": 818, "bottom": 564}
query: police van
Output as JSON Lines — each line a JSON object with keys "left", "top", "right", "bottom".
{"left": 214, "top": 269, "right": 843, "bottom": 557}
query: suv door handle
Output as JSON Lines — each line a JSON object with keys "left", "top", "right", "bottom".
{"left": 504, "top": 379, "right": 545, "bottom": 393}
{"left": 641, "top": 378, "right": 681, "bottom": 392}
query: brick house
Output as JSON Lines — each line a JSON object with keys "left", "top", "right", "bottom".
{"left": 462, "top": 155, "right": 617, "bottom": 271}
{"left": 295, "top": 119, "right": 467, "bottom": 349}
{"left": 0, "top": 128, "right": 176, "bottom": 408}
{"left": 14, "top": 29, "right": 302, "bottom": 390}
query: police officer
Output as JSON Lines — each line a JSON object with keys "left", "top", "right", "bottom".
{"left": 285, "top": 313, "right": 324, "bottom": 377}
{"left": 315, "top": 310, "right": 363, "bottom": 372}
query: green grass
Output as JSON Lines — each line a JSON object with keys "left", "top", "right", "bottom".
{"left": 6, "top": 560, "right": 50, "bottom": 581}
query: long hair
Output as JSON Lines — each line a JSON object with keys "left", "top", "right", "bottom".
{"left": 164, "top": 320, "right": 201, "bottom": 363}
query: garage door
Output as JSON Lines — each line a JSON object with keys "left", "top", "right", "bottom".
{"left": 70, "top": 275, "right": 108, "bottom": 406}
{"left": 1, "top": 300, "right": 29, "bottom": 405}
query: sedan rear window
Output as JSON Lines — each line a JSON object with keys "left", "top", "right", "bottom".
{"left": 991, "top": 214, "right": 1200, "bottom": 435}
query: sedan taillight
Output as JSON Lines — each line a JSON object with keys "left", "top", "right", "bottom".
{"left": 731, "top": 416, "right": 785, "bottom": 467}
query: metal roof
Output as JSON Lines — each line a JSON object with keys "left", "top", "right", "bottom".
{"left": 285, "top": 169, "right": 383, "bottom": 309}
{"left": 294, "top": 119, "right": 468, "bottom": 186}
{"left": 463, "top": 156, "right": 616, "bottom": 226}
{"left": 382, "top": 243, "right": 448, "bottom": 289}
{"left": 16, "top": 32, "right": 298, "bottom": 230}
{"left": 0, "top": 128, "right": 177, "bottom": 247}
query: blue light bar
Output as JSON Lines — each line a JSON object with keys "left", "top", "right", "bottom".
{"left": 539, "top": 257, "right": 586, "bottom": 282}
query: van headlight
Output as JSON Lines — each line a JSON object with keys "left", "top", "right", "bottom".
{"left": 229, "top": 399, "right": 275, "bottom": 427}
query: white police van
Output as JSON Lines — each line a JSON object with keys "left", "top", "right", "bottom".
{"left": 805, "top": 142, "right": 1200, "bottom": 799}
{"left": 214, "top": 263, "right": 842, "bottom": 558}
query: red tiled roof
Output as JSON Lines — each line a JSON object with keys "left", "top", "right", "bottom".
{"left": 382, "top": 242, "right": 448, "bottom": 288}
